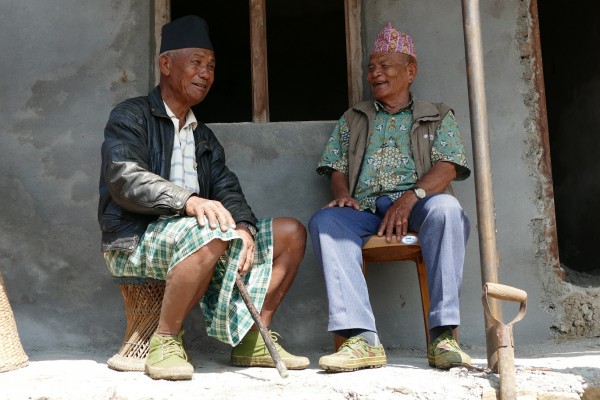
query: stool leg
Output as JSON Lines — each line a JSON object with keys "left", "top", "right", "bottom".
{"left": 415, "top": 254, "right": 431, "bottom": 348}
{"left": 333, "top": 333, "right": 346, "bottom": 352}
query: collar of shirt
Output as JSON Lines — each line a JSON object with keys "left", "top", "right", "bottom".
{"left": 373, "top": 95, "right": 414, "bottom": 115}
{"left": 163, "top": 102, "right": 198, "bottom": 132}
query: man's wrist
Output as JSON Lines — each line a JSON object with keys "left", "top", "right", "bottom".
{"left": 237, "top": 221, "right": 257, "bottom": 239}
{"left": 181, "top": 194, "right": 198, "bottom": 216}
{"left": 412, "top": 186, "right": 426, "bottom": 199}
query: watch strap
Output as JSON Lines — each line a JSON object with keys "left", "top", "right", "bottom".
{"left": 238, "top": 221, "right": 257, "bottom": 238}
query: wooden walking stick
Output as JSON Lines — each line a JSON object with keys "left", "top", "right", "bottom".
{"left": 235, "top": 273, "right": 289, "bottom": 378}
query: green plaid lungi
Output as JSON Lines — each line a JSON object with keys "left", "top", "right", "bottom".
{"left": 103, "top": 216, "right": 273, "bottom": 346}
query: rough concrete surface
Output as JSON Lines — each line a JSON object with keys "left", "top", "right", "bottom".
{"left": 2, "top": 0, "right": 585, "bottom": 358}
{"left": 1, "top": 337, "right": 599, "bottom": 400}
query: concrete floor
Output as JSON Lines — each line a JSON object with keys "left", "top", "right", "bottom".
{"left": 1, "top": 337, "right": 599, "bottom": 399}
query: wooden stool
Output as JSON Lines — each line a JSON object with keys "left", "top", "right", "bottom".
{"left": 333, "top": 233, "right": 431, "bottom": 351}
{"left": 107, "top": 278, "right": 165, "bottom": 372}
{"left": 0, "top": 273, "right": 28, "bottom": 373}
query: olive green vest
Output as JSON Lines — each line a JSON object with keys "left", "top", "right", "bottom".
{"left": 343, "top": 99, "right": 468, "bottom": 196}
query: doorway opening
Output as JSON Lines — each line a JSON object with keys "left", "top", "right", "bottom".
{"left": 538, "top": 2, "right": 600, "bottom": 275}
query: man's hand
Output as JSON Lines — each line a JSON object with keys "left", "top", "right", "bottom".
{"left": 378, "top": 161, "right": 458, "bottom": 241}
{"left": 184, "top": 196, "right": 236, "bottom": 232}
{"left": 325, "top": 170, "right": 360, "bottom": 209}
{"left": 378, "top": 191, "right": 418, "bottom": 242}
{"left": 324, "top": 196, "right": 360, "bottom": 210}
{"left": 235, "top": 224, "right": 255, "bottom": 275}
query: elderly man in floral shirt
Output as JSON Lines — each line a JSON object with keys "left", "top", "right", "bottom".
{"left": 309, "top": 23, "right": 472, "bottom": 372}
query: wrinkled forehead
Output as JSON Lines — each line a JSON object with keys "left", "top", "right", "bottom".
{"left": 179, "top": 47, "right": 215, "bottom": 60}
{"left": 167, "top": 48, "right": 216, "bottom": 65}
{"left": 368, "top": 52, "right": 407, "bottom": 65}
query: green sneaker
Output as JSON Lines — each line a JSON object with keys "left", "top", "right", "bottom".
{"left": 145, "top": 331, "right": 194, "bottom": 380}
{"left": 231, "top": 330, "right": 309, "bottom": 370}
{"left": 319, "top": 336, "right": 386, "bottom": 372}
{"left": 427, "top": 330, "right": 472, "bottom": 369}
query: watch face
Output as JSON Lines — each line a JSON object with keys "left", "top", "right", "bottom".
{"left": 415, "top": 188, "right": 426, "bottom": 199}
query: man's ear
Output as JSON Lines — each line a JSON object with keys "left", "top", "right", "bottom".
{"left": 407, "top": 62, "right": 418, "bottom": 83}
{"left": 159, "top": 54, "right": 171, "bottom": 76}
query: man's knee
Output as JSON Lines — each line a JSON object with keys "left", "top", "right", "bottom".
{"left": 423, "top": 194, "right": 466, "bottom": 221}
{"left": 273, "top": 217, "right": 307, "bottom": 251}
{"left": 184, "top": 238, "right": 228, "bottom": 266}
{"left": 308, "top": 208, "right": 338, "bottom": 233}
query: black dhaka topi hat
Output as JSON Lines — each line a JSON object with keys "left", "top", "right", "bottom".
{"left": 160, "top": 15, "right": 213, "bottom": 54}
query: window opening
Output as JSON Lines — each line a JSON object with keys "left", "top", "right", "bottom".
{"left": 171, "top": 1, "right": 252, "bottom": 123}
{"left": 265, "top": 0, "right": 348, "bottom": 122}
{"left": 167, "top": 0, "right": 355, "bottom": 123}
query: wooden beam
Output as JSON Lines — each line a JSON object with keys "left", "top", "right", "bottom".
{"left": 154, "top": 0, "right": 170, "bottom": 85}
{"left": 345, "top": 0, "right": 363, "bottom": 106}
{"left": 250, "top": 0, "right": 269, "bottom": 123}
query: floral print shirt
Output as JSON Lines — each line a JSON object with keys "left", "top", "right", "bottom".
{"left": 317, "top": 101, "right": 469, "bottom": 212}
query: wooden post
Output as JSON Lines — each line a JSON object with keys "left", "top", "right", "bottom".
{"left": 344, "top": 0, "right": 363, "bottom": 106}
{"left": 250, "top": 0, "right": 269, "bottom": 123}
{"left": 153, "top": 0, "right": 170, "bottom": 86}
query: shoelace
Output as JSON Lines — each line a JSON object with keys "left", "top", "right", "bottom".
{"left": 435, "top": 335, "right": 461, "bottom": 352}
{"left": 339, "top": 336, "right": 365, "bottom": 352}
{"left": 269, "top": 331, "right": 284, "bottom": 351}
{"left": 160, "top": 336, "right": 188, "bottom": 361}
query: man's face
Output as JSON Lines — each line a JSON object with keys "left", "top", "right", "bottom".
{"left": 165, "top": 48, "right": 215, "bottom": 107}
{"left": 367, "top": 53, "right": 416, "bottom": 104}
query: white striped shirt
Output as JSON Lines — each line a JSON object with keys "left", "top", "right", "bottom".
{"left": 164, "top": 102, "right": 200, "bottom": 194}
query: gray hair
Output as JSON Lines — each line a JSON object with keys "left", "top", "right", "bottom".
{"left": 159, "top": 49, "right": 187, "bottom": 59}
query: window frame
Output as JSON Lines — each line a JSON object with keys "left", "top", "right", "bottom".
{"left": 153, "top": 0, "right": 362, "bottom": 123}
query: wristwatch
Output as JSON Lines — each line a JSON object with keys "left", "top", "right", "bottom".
{"left": 413, "top": 187, "right": 426, "bottom": 199}
{"left": 238, "top": 221, "right": 258, "bottom": 239}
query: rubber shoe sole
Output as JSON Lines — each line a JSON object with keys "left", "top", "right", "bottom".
{"left": 427, "top": 355, "right": 472, "bottom": 370}
{"left": 427, "top": 331, "right": 472, "bottom": 370}
{"left": 231, "top": 354, "right": 310, "bottom": 370}
{"left": 319, "top": 354, "right": 387, "bottom": 372}
{"left": 145, "top": 363, "right": 193, "bottom": 381}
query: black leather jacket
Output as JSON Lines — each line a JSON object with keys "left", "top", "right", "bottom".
{"left": 98, "top": 86, "right": 257, "bottom": 252}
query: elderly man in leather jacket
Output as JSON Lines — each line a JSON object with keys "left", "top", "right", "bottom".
{"left": 98, "top": 15, "right": 308, "bottom": 381}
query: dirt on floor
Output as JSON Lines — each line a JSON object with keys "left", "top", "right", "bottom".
{"left": 1, "top": 337, "right": 599, "bottom": 400}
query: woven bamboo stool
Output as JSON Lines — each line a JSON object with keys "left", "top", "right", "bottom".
{"left": 0, "top": 273, "right": 28, "bottom": 372}
{"left": 107, "top": 278, "right": 165, "bottom": 372}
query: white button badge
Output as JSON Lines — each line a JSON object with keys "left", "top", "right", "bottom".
{"left": 401, "top": 235, "right": 418, "bottom": 244}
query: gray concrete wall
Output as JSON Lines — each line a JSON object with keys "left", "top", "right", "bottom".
{"left": 0, "top": 0, "right": 564, "bottom": 355}
{"left": 0, "top": 0, "right": 152, "bottom": 350}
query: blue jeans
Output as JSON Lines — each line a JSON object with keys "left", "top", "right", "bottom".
{"left": 308, "top": 194, "right": 470, "bottom": 333}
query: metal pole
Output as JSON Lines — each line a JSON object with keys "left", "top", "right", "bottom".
{"left": 461, "top": 0, "right": 502, "bottom": 371}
